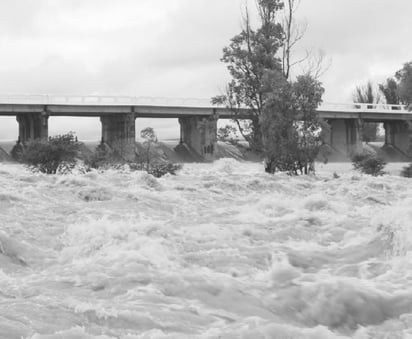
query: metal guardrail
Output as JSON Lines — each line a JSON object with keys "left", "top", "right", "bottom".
{"left": 0, "top": 94, "right": 408, "bottom": 113}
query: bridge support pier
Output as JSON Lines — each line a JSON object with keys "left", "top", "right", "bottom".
{"left": 326, "top": 119, "right": 363, "bottom": 156}
{"left": 384, "top": 121, "right": 412, "bottom": 156}
{"left": 177, "top": 116, "right": 217, "bottom": 161}
{"left": 16, "top": 112, "right": 49, "bottom": 143}
{"left": 100, "top": 113, "right": 136, "bottom": 160}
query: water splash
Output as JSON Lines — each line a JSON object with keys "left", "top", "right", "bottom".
{"left": 0, "top": 160, "right": 411, "bottom": 338}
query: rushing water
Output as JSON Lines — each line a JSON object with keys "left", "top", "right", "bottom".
{"left": 1, "top": 159, "right": 412, "bottom": 338}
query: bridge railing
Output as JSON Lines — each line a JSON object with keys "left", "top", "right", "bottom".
{"left": 319, "top": 102, "right": 408, "bottom": 112}
{"left": 0, "top": 94, "right": 409, "bottom": 113}
{"left": 0, "top": 94, "right": 214, "bottom": 107}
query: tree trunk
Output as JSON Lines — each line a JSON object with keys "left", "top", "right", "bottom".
{"left": 249, "top": 118, "right": 264, "bottom": 152}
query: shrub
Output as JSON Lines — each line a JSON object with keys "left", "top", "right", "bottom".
{"left": 352, "top": 152, "right": 386, "bottom": 176}
{"left": 10, "top": 142, "right": 24, "bottom": 161}
{"left": 147, "top": 162, "right": 182, "bottom": 178}
{"left": 86, "top": 142, "right": 123, "bottom": 169}
{"left": 85, "top": 126, "right": 181, "bottom": 178}
{"left": 21, "top": 133, "right": 80, "bottom": 174}
{"left": 87, "top": 147, "right": 182, "bottom": 178}
{"left": 401, "top": 163, "right": 412, "bottom": 178}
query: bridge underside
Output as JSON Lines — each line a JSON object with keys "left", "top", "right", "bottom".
{"left": 384, "top": 121, "right": 412, "bottom": 157}
{"left": 322, "top": 119, "right": 363, "bottom": 156}
{"left": 321, "top": 118, "right": 412, "bottom": 158}
{"left": 11, "top": 112, "right": 218, "bottom": 162}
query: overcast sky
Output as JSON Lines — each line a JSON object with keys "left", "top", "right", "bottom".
{"left": 0, "top": 0, "right": 411, "bottom": 140}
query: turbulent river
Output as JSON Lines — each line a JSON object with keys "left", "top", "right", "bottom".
{"left": 1, "top": 159, "right": 412, "bottom": 338}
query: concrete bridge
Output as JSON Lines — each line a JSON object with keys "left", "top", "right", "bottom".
{"left": 0, "top": 95, "right": 411, "bottom": 160}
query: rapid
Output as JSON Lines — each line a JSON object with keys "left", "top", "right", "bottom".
{"left": 1, "top": 159, "right": 412, "bottom": 338}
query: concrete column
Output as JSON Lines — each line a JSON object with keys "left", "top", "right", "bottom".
{"left": 346, "top": 119, "right": 363, "bottom": 154}
{"left": 177, "top": 116, "right": 217, "bottom": 161}
{"left": 320, "top": 119, "right": 332, "bottom": 146}
{"left": 100, "top": 113, "right": 136, "bottom": 161}
{"left": 328, "top": 119, "right": 362, "bottom": 156}
{"left": 16, "top": 112, "right": 49, "bottom": 143}
{"left": 384, "top": 121, "right": 412, "bottom": 156}
{"left": 384, "top": 122, "right": 394, "bottom": 146}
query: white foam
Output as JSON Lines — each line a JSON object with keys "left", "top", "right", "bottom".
{"left": 1, "top": 161, "right": 412, "bottom": 338}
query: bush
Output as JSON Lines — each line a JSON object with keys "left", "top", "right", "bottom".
{"left": 21, "top": 133, "right": 80, "bottom": 174}
{"left": 85, "top": 126, "right": 182, "bottom": 178}
{"left": 87, "top": 146, "right": 182, "bottom": 178}
{"left": 147, "top": 162, "right": 182, "bottom": 178}
{"left": 352, "top": 152, "right": 386, "bottom": 176}
{"left": 86, "top": 142, "right": 124, "bottom": 169}
{"left": 10, "top": 142, "right": 24, "bottom": 161}
{"left": 401, "top": 163, "right": 412, "bottom": 177}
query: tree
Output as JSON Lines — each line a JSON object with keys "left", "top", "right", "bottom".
{"left": 282, "top": 0, "right": 308, "bottom": 79}
{"left": 262, "top": 74, "right": 324, "bottom": 174}
{"left": 21, "top": 133, "right": 80, "bottom": 174}
{"left": 352, "top": 81, "right": 381, "bottom": 143}
{"left": 139, "top": 127, "right": 182, "bottom": 177}
{"left": 212, "top": 0, "right": 285, "bottom": 151}
{"left": 214, "top": 0, "right": 324, "bottom": 174}
{"left": 217, "top": 125, "right": 239, "bottom": 145}
{"left": 353, "top": 81, "right": 381, "bottom": 105}
{"left": 379, "top": 78, "right": 401, "bottom": 105}
{"left": 140, "top": 127, "right": 157, "bottom": 170}
{"left": 396, "top": 61, "right": 412, "bottom": 105}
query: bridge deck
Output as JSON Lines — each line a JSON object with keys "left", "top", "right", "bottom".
{"left": 0, "top": 95, "right": 409, "bottom": 120}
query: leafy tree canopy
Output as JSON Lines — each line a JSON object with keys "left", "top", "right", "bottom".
{"left": 214, "top": 0, "right": 325, "bottom": 174}
{"left": 379, "top": 78, "right": 401, "bottom": 105}
{"left": 396, "top": 61, "right": 412, "bottom": 105}
{"left": 262, "top": 74, "right": 324, "bottom": 174}
{"left": 140, "top": 127, "right": 157, "bottom": 143}
{"left": 353, "top": 81, "right": 381, "bottom": 104}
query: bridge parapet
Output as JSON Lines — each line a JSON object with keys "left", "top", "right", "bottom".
{"left": 319, "top": 102, "right": 408, "bottom": 113}
{"left": 0, "top": 94, "right": 215, "bottom": 107}
{"left": 0, "top": 94, "right": 409, "bottom": 114}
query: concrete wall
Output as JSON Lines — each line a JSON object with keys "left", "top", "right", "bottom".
{"left": 178, "top": 116, "right": 217, "bottom": 161}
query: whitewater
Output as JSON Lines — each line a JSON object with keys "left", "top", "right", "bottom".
{"left": 1, "top": 159, "right": 412, "bottom": 338}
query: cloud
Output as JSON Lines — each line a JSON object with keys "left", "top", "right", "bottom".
{"left": 0, "top": 0, "right": 411, "bottom": 140}
{"left": 0, "top": 0, "right": 241, "bottom": 98}
{"left": 297, "top": 0, "right": 412, "bottom": 100}
{"left": 0, "top": 1, "right": 40, "bottom": 37}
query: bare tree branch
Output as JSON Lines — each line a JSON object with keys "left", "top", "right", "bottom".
{"left": 282, "top": 0, "right": 307, "bottom": 79}
{"left": 300, "top": 49, "right": 332, "bottom": 79}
